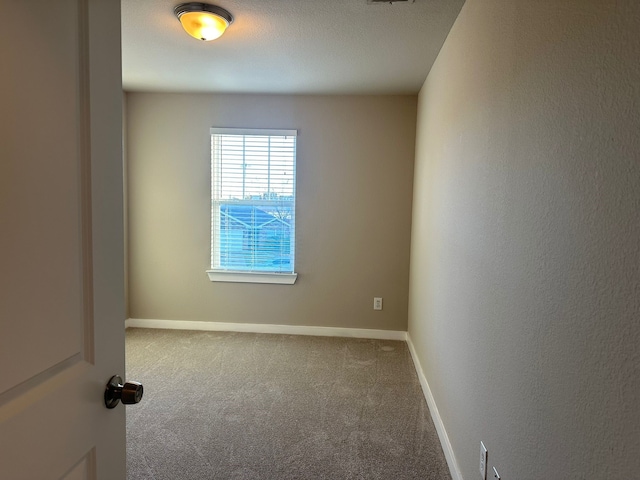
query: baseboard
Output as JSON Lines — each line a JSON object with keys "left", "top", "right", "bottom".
{"left": 406, "top": 333, "right": 463, "bottom": 480}
{"left": 125, "top": 318, "right": 407, "bottom": 341}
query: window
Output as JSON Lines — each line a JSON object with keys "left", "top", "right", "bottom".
{"left": 207, "top": 128, "right": 297, "bottom": 284}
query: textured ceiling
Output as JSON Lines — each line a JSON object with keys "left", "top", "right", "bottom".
{"left": 121, "top": 0, "right": 465, "bottom": 94}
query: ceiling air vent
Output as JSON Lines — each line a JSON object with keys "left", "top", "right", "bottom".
{"left": 366, "top": 0, "right": 415, "bottom": 4}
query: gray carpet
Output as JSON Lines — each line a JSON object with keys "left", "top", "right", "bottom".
{"left": 126, "top": 328, "right": 451, "bottom": 479}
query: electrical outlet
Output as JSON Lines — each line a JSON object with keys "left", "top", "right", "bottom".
{"left": 373, "top": 297, "right": 383, "bottom": 310}
{"left": 479, "top": 442, "right": 487, "bottom": 479}
{"left": 492, "top": 467, "right": 501, "bottom": 480}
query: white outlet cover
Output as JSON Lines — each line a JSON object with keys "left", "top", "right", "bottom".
{"left": 373, "top": 297, "right": 383, "bottom": 310}
{"left": 480, "top": 442, "right": 487, "bottom": 479}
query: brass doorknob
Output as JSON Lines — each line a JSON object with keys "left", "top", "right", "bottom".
{"left": 104, "top": 375, "right": 143, "bottom": 409}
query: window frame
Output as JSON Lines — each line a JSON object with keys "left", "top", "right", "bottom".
{"left": 206, "top": 127, "right": 298, "bottom": 285}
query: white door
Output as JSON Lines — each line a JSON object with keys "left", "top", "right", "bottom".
{"left": 0, "top": 0, "right": 127, "bottom": 478}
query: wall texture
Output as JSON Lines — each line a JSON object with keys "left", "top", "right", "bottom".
{"left": 127, "top": 93, "right": 416, "bottom": 331}
{"left": 408, "top": 0, "right": 640, "bottom": 479}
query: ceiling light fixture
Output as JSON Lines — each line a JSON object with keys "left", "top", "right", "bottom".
{"left": 174, "top": 3, "right": 234, "bottom": 41}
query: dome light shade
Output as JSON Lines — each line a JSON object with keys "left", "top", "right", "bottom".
{"left": 174, "top": 3, "right": 234, "bottom": 41}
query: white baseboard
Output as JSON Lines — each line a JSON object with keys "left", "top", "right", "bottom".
{"left": 125, "top": 318, "right": 407, "bottom": 341}
{"left": 406, "top": 334, "right": 463, "bottom": 480}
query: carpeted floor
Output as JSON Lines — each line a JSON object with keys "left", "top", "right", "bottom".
{"left": 126, "top": 328, "right": 451, "bottom": 480}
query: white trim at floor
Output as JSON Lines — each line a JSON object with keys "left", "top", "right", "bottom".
{"left": 125, "top": 318, "right": 407, "bottom": 341}
{"left": 406, "top": 333, "right": 464, "bottom": 480}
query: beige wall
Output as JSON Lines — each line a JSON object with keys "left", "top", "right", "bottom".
{"left": 409, "top": 0, "right": 640, "bottom": 479}
{"left": 126, "top": 93, "right": 416, "bottom": 331}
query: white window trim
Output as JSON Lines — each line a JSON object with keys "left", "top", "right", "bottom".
{"left": 207, "top": 270, "right": 297, "bottom": 285}
{"left": 208, "top": 127, "right": 298, "bottom": 285}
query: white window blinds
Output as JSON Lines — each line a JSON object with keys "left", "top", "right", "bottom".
{"left": 210, "top": 128, "right": 297, "bottom": 274}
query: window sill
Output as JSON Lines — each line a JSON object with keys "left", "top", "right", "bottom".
{"left": 206, "top": 270, "right": 298, "bottom": 285}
